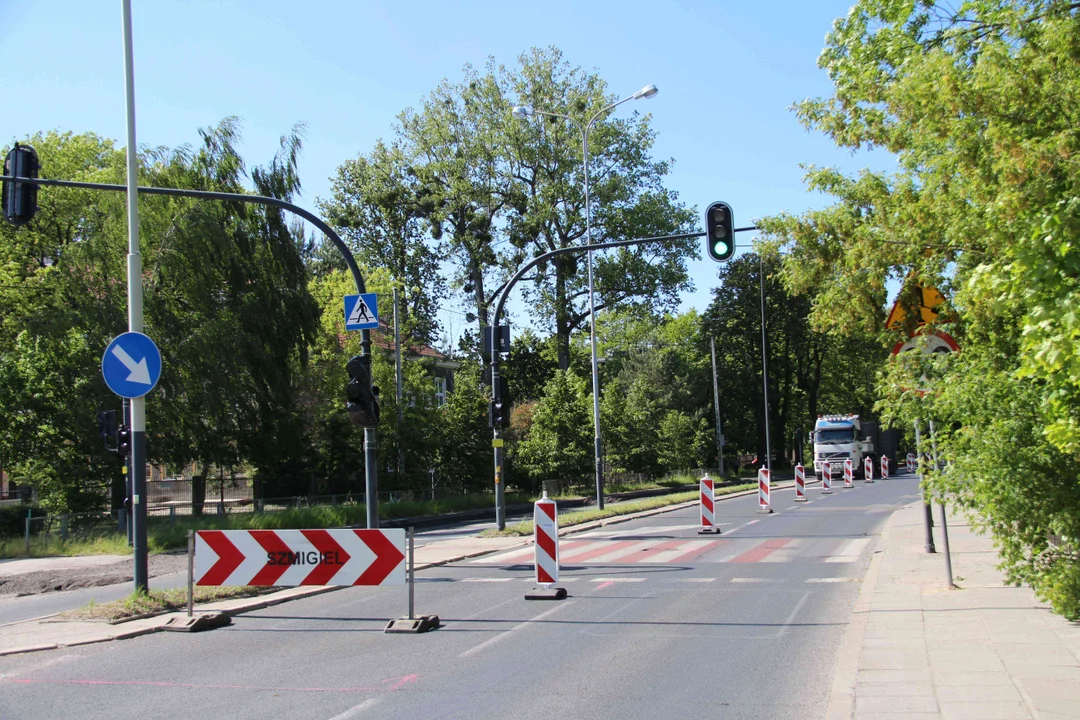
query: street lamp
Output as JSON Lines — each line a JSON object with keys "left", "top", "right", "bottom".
{"left": 511, "top": 83, "right": 658, "bottom": 510}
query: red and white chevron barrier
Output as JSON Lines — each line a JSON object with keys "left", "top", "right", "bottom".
{"left": 844, "top": 458, "right": 854, "bottom": 488}
{"left": 533, "top": 493, "right": 560, "bottom": 585}
{"left": 794, "top": 464, "right": 807, "bottom": 502}
{"left": 699, "top": 475, "right": 720, "bottom": 533}
{"left": 864, "top": 456, "right": 874, "bottom": 483}
{"left": 907, "top": 453, "right": 916, "bottom": 473}
{"left": 881, "top": 455, "right": 889, "bottom": 480}
{"left": 758, "top": 467, "right": 772, "bottom": 513}
{"left": 194, "top": 529, "right": 405, "bottom": 587}
{"left": 822, "top": 463, "right": 833, "bottom": 494}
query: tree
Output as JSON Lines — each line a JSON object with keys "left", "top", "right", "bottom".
{"left": 515, "top": 370, "right": 592, "bottom": 489}
{"left": 321, "top": 139, "right": 444, "bottom": 343}
{"left": 758, "top": 0, "right": 1080, "bottom": 618}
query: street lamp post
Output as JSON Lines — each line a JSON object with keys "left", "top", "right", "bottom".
{"left": 511, "top": 83, "right": 657, "bottom": 510}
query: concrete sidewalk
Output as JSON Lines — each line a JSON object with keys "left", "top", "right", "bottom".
{"left": 827, "top": 502, "right": 1080, "bottom": 720}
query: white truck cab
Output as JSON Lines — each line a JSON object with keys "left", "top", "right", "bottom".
{"left": 813, "top": 414, "right": 876, "bottom": 479}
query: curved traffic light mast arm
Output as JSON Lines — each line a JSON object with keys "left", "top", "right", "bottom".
{"left": 3, "top": 174, "right": 385, "bottom": 529}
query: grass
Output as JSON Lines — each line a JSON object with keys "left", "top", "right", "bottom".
{"left": 1, "top": 492, "right": 537, "bottom": 559}
{"left": 59, "top": 586, "right": 269, "bottom": 622}
{"left": 478, "top": 481, "right": 758, "bottom": 537}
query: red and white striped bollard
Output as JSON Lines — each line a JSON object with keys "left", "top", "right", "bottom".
{"left": 822, "top": 463, "right": 833, "bottom": 494}
{"left": 794, "top": 464, "right": 806, "bottom": 502}
{"left": 864, "top": 455, "right": 874, "bottom": 483}
{"left": 698, "top": 474, "right": 720, "bottom": 534}
{"left": 881, "top": 455, "right": 889, "bottom": 480}
{"left": 525, "top": 492, "right": 566, "bottom": 600}
{"left": 758, "top": 467, "right": 772, "bottom": 513}
{"left": 843, "top": 458, "right": 854, "bottom": 488}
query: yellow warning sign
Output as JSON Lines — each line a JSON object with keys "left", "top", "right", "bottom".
{"left": 886, "top": 284, "right": 946, "bottom": 330}
{"left": 492, "top": 438, "right": 504, "bottom": 448}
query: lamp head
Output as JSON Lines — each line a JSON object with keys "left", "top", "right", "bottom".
{"left": 633, "top": 84, "right": 659, "bottom": 100}
{"left": 511, "top": 105, "right": 534, "bottom": 120}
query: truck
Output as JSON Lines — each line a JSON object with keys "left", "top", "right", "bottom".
{"left": 812, "top": 414, "right": 877, "bottom": 479}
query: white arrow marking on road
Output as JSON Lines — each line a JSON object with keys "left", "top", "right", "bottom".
{"left": 111, "top": 345, "right": 151, "bottom": 384}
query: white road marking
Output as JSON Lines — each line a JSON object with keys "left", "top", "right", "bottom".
{"left": 589, "top": 577, "right": 646, "bottom": 583}
{"left": 461, "top": 577, "right": 513, "bottom": 583}
{"left": 458, "top": 602, "right": 575, "bottom": 658}
{"left": 806, "top": 577, "right": 857, "bottom": 583}
{"left": 730, "top": 577, "right": 776, "bottom": 583}
{"left": 678, "top": 578, "right": 717, "bottom": 583}
{"left": 326, "top": 697, "right": 382, "bottom": 719}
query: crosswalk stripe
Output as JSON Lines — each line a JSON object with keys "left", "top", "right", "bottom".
{"left": 806, "top": 577, "right": 857, "bottom": 583}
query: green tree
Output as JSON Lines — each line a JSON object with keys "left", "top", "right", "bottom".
{"left": 758, "top": 0, "right": 1080, "bottom": 617}
{"left": 515, "top": 369, "right": 592, "bottom": 488}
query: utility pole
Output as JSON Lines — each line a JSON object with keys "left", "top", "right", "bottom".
{"left": 759, "top": 254, "right": 773, "bottom": 476}
{"left": 121, "top": 0, "right": 148, "bottom": 593}
{"left": 710, "top": 337, "right": 725, "bottom": 476}
{"left": 394, "top": 288, "right": 404, "bottom": 480}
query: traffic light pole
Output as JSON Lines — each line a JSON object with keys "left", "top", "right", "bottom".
{"left": 489, "top": 231, "right": 703, "bottom": 529}
{"left": 2, "top": 168, "right": 378, "bottom": 530}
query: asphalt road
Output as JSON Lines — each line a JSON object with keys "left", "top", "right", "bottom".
{"left": 0, "top": 474, "right": 922, "bottom": 720}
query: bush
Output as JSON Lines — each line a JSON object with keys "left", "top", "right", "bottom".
{"left": 0, "top": 505, "right": 47, "bottom": 539}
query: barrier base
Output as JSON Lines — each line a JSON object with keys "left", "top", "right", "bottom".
{"left": 757, "top": 506, "right": 774, "bottom": 514}
{"left": 698, "top": 527, "right": 722, "bottom": 535}
{"left": 163, "top": 612, "right": 231, "bottom": 633}
{"left": 865, "top": 479, "right": 875, "bottom": 483}
{"left": 794, "top": 496, "right": 807, "bottom": 502}
{"left": 385, "top": 614, "right": 440, "bottom": 634}
{"left": 525, "top": 587, "right": 568, "bottom": 601}
{"left": 822, "top": 488, "right": 833, "bottom": 495}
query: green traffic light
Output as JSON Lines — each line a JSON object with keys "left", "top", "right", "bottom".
{"left": 705, "top": 200, "right": 735, "bottom": 262}
{"left": 713, "top": 240, "right": 729, "bottom": 256}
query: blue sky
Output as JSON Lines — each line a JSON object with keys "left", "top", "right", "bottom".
{"left": 0, "top": 0, "right": 893, "bottom": 345}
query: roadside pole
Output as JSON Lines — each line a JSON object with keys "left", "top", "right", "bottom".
{"left": 928, "top": 420, "right": 955, "bottom": 586}
{"left": 914, "top": 421, "right": 936, "bottom": 553}
{"left": 710, "top": 337, "right": 725, "bottom": 477}
{"left": 121, "top": 0, "right": 148, "bottom": 593}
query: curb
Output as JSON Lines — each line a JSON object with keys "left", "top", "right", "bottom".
{"left": 823, "top": 501, "right": 903, "bottom": 720}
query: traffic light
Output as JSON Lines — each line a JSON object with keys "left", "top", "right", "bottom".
{"left": 2, "top": 143, "right": 40, "bottom": 226}
{"left": 705, "top": 201, "right": 735, "bottom": 262}
{"left": 116, "top": 425, "right": 132, "bottom": 458}
{"left": 488, "top": 376, "right": 511, "bottom": 428}
{"left": 345, "top": 355, "right": 381, "bottom": 427}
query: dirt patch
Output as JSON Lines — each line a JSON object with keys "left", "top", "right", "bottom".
{"left": 0, "top": 553, "right": 189, "bottom": 597}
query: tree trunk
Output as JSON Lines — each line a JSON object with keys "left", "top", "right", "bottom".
{"left": 191, "top": 461, "right": 211, "bottom": 517}
{"left": 554, "top": 257, "right": 571, "bottom": 371}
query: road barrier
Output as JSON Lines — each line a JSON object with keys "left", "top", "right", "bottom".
{"left": 844, "top": 459, "right": 854, "bottom": 489}
{"left": 526, "top": 493, "right": 566, "bottom": 600}
{"left": 822, "top": 463, "right": 833, "bottom": 494}
{"left": 907, "top": 453, "right": 916, "bottom": 473}
{"left": 699, "top": 475, "right": 721, "bottom": 533}
{"left": 758, "top": 468, "right": 772, "bottom": 513}
{"left": 194, "top": 528, "right": 405, "bottom": 587}
{"left": 881, "top": 456, "right": 889, "bottom": 480}
{"left": 794, "top": 464, "right": 807, "bottom": 502}
{"left": 864, "top": 456, "right": 875, "bottom": 483}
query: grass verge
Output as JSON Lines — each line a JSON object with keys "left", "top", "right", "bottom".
{"left": 59, "top": 586, "right": 270, "bottom": 622}
{"left": 1, "top": 492, "right": 538, "bottom": 559}
{"left": 478, "top": 482, "right": 757, "bottom": 537}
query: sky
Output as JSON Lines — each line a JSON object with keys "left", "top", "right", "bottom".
{"left": 0, "top": 0, "right": 895, "bottom": 347}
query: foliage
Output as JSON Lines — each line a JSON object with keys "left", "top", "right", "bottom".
{"left": 514, "top": 370, "right": 593, "bottom": 487}
{"left": 759, "top": 0, "right": 1080, "bottom": 617}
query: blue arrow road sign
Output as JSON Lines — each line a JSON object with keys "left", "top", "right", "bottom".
{"left": 344, "top": 293, "right": 379, "bottom": 330}
{"left": 102, "top": 332, "right": 162, "bottom": 398}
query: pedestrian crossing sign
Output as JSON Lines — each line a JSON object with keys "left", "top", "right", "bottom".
{"left": 344, "top": 293, "right": 379, "bottom": 330}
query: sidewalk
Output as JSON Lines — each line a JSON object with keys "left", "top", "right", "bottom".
{"left": 827, "top": 502, "right": 1080, "bottom": 720}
